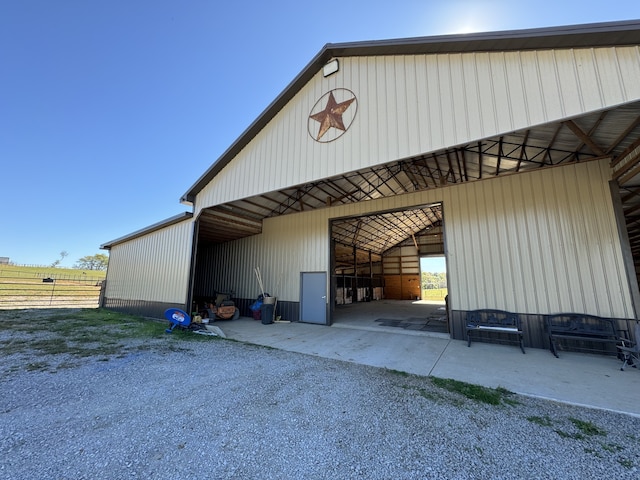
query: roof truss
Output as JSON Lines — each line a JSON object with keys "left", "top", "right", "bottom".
{"left": 196, "top": 102, "right": 640, "bottom": 271}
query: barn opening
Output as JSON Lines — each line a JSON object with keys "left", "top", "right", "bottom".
{"left": 330, "top": 202, "right": 449, "bottom": 333}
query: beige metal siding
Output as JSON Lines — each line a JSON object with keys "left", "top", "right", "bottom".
{"left": 201, "top": 159, "right": 631, "bottom": 317}
{"left": 105, "top": 220, "right": 193, "bottom": 303}
{"left": 198, "top": 211, "right": 329, "bottom": 301}
{"left": 445, "top": 159, "right": 632, "bottom": 317}
{"left": 195, "top": 46, "right": 640, "bottom": 216}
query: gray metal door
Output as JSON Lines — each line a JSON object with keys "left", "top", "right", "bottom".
{"left": 300, "top": 272, "right": 327, "bottom": 324}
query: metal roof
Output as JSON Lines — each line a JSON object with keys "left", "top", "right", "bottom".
{"left": 101, "top": 212, "right": 193, "bottom": 250}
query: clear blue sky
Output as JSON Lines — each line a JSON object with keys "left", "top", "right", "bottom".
{"left": 2, "top": 1, "right": 639, "bottom": 267}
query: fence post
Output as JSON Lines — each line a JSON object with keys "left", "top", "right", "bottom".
{"left": 48, "top": 279, "right": 56, "bottom": 306}
{"left": 99, "top": 281, "right": 107, "bottom": 308}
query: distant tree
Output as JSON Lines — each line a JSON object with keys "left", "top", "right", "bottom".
{"left": 74, "top": 253, "right": 109, "bottom": 271}
{"left": 51, "top": 250, "right": 69, "bottom": 268}
{"left": 421, "top": 271, "right": 446, "bottom": 290}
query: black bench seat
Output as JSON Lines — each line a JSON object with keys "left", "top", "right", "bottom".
{"left": 545, "top": 313, "right": 627, "bottom": 358}
{"left": 466, "top": 309, "right": 525, "bottom": 354}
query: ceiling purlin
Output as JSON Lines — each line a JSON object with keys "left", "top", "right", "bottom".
{"left": 445, "top": 150, "right": 457, "bottom": 183}
{"left": 218, "top": 202, "right": 266, "bottom": 221}
{"left": 477, "top": 141, "right": 484, "bottom": 179}
{"left": 460, "top": 149, "right": 469, "bottom": 181}
{"left": 515, "top": 130, "right": 530, "bottom": 172}
{"left": 340, "top": 172, "right": 372, "bottom": 202}
{"left": 238, "top": 196, "right": 280, "bottom": 216}
{"left": 386, "top": 165, "right": 410, "bottom": 194}
{"left": 572, "top": 111, "right": 609, "bottom": 159}
{"left": 368, "top": 167, "right": 400, "bottom": 197}
{"left": 300, "top": 185, "right": 328, "bottom": 209}
{"left": 358, "top": 170, "right": 388, "bottom": 199}
{"left": 266, "top": 184, "right": 319, "bottom": 217}
{"left": 316, "top": 182, "right": 344, "bottom": 207}
{"left": 353, "top": 223, "right": 389, "bottom": 251}
{"left": 432, "top": 153, "right": 445, "bottom": 183}
{"left": 617, "top": 152, "right": 640, "bottom": 185}
{"left": 621, "top": 186, "right": 640, "bottom": 203}
{"left": 401, "top": 163, "right": 423, "bottom": 190}
{"left": 204, "top": 206, "right": 262, "bottom": 227}
{"left": 453, "top": 149, "right": 463, "bottom": 182}
{"left": 611, "top": 136, "right": 640, "bottom": 170}
{"left": 403, "top": 211, "right": 429, "bottom": 233}
{"left": 325, "top": 177, "right": 360, "bottom": 205}
{"left": 563, "top": 119, "right": 606, "bottom": 156}
{"left": 417, "top": 156, "right": 438, "bottom": 186}
{"left": 607, "top": 115, "right": 640, "bottom": 156}
{"left": 540, "top": 123, "right": 563, "bottom": 167}
{"left": 623, "top": 201, "right": 640, "bottom": 216}
{"left": 496, "top": 137, "right": 504, "bottom": 176}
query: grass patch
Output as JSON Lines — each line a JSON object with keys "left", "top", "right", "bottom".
{"left": 569, "top": 418, "right": 607, "bottom": 437}
{"left": 527, "top": 415, "right": 554, "bottom": 427}
{"left": 430, "top": 377, "right": 514, "bottom": 405}
{"left": 618, "top": 458, "right": 634, "bottom": 469}
{"left": 0, "top": 308, "right": 217, "bottom": 373}
{"left": 601, "top": 442, "right": 624, "bottom": 453}
{"left": 387, "top": 368, "right": 411, "bottom": 377}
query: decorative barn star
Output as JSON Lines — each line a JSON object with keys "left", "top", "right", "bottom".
{"left": 310, "top": 91, "right": 356, "bottom": 141}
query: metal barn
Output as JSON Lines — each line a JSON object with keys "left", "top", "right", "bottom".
{"left": 101, "top": 21, "right": 640, "bottom": 348}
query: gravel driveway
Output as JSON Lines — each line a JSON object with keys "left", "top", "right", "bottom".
{"left": 1, "top": 337, "right": 639, "bottom": 479}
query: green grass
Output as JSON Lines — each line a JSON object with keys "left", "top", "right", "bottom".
{"left": 0, "top": 308, "right": 217, "bottom": 373}
{"left": 569, "top": 417, "right": 607, "bottom": 437}
{"left": 430, "top": 377, "right": 514, "bottom": 405}
{"left": 0, "top": 264, "right": 106, "bottom": 280}
{"left": 527, "top": 415, "right": 554, "bottom": 427}
{"left": 421, "top": 288, "right": 448, "bottom": 301}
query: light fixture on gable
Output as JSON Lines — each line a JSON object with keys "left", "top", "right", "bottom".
{"left": 323, "top": 59, "right": 339, "bottom": 77}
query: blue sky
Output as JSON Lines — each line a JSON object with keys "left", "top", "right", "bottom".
{"left": 2, "top": 1, "right": 640, "bottom": 267}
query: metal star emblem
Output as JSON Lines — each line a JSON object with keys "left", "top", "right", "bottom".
{"left": 309, "top": 90, "right": 357, "bottom": 142}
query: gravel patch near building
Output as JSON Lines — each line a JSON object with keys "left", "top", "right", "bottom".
{"left": 1, "top": 336, "right": 639, "bottom": 479}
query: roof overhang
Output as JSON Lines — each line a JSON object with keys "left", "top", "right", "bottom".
{"left": 181, "top": 19, "right": 640, "bottom": 204}
{"left": 101, "top": 212, "right": 193, "bottom": 250}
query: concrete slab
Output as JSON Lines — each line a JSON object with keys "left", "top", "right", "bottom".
{"left": 218, "top": 316, "right": 640, "bottom": 417}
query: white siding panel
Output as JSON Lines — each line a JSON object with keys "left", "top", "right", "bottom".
{"left": 519, "top": 51, "right": 547, "bottom": 125}
{"left": 105, "top": 220, "right": 193, "bottom": 303}
{"left": 555, "top": 50, "right": 583, "bottom": 116}
{"left": 503, "top": 51, "right": 529, "bottom": 128}
{"left": 195, "top": 46, "right": 640, "bottom": 216}
{"left": 617, "top": 46, "right": 640, "bottom": 101}
{"left": 446, "top": 160, "right": 632, "bottom": 317}
{"left": 202, "top": 160, "right": 631, "bottom": 318}
{"left": 594, "top": 47, "right": 627, "bottom": 106}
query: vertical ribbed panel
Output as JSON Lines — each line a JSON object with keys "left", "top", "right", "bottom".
{"left": 105, "top": 219, "right": 193, "bottom": 303}
{"left": 195, "top": 159, "right": 632, "bottom": 318}
{"left": 445, "top": 160, "right": 632, "bottom": 317}
{"left": 195, "top": 210, "right": 330, "bottom": 302}
{"left": 195, "top": 46, "right": 640, "bottom": 216}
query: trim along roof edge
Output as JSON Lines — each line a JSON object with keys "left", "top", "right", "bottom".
{"left": 100, "top": 212, "right": 193, "bottom": 250}
{"left": 180, "top": 19, "right": 640, "bottom": 204}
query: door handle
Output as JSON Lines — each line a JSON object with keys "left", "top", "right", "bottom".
{"left": 322, "top": 296, "right": 326, "bottom": 299}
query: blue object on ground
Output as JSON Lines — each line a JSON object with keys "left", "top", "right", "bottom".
{"left": 164, "top": 308, "right": 191, "bottom": 333}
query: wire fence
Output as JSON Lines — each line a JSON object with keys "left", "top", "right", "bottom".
{"left": 0, "top": 269, "right": 105, "bottom": 309}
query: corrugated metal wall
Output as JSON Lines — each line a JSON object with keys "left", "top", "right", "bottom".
{"left": 195, "top": 46, "right": 640, "bottom": 215}
{"left": 446, "top": 160, "right": 633, "bottom": 318}
{"left": 104, "top": 219, "right": 194, "bottom": 304}
{"left": 196, "top": 158, "right": 633, "bottom": 318}
{"left": 195, "top": 211, "right": 329, "bottom": 302}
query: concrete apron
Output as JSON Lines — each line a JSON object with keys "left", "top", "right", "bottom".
{"left": 218, "top": 316, "right": 640, "bottom": 418}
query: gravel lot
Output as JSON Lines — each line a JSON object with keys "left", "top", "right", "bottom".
{"left": 1, "top": 334, "right": 639, "bottom": 479}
